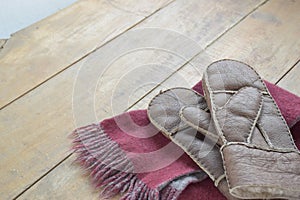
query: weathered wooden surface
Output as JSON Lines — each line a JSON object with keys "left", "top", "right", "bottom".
{"left": 0, "top": 0, "right": 172, "bottom": 109}
{"left": 18, "top": 154, "right": 120, "bottom": 200}
{"left": 133, "top": 0, "right": 300, "bottom": 109}
{"left": 1, "top": 0, "right": 299, "bottom": 199}
{"left": 0, "top": 1, "right": 173, "bottom": 198}
{"left": 202, "top": 0, "right": 300, "bottom": 83}
{"left": 278, "top": 61, "right": 300, "bottom": 96}
{"left": 0, "top": 0, "right": 264, "bottom": 199}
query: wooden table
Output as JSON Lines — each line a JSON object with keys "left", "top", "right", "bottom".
{"left": 1, "top": 0, "right": 299, "bottom": 199}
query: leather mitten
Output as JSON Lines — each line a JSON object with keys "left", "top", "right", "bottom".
{"left": 147, "top": 88, "right": 239, "bottom": 200}
{"left": 181, "top": 59, "right": 300, "bottom": 199}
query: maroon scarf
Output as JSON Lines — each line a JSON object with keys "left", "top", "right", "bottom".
{"left": 71, "top": 81, "right": 300, "bottom": 200}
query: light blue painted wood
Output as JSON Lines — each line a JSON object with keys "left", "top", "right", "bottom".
{"left": 0, "top": 0, "right": 77, "bottom": 38}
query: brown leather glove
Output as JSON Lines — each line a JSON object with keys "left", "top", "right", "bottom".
{"left": 147, "top": 88, "right": 239, "bottom": 200}
{"left": 181, "top": 59, "right": 300, "bottom": 199}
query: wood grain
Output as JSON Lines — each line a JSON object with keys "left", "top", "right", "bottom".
{"left": 37, "top": 0, "right": 300, "bottom": 196}
{"left": 18, "top": 154, "right": 119, "bottom": 200}
{"left": 17, "top": 0, "right": 300, "bottom": 198}
{"left": 278, "top": 61, "right": 300, "bottom": 96}
{"left": 0, "top": 0, "right": 264, "bottom": 199}
{"left": 133, "top": 0, "right": 300, "bottom": 110}
{"left": 0, "top": 0, "right": 172, "bottom": 108}
{"left": 201, "top": 0, "right": 300, "bottom": 83}
{"left": 7, "top": 1, "right": 268, "bottom": 199}
{"left": 92, "top": 0, "right": 265, "bottom": 120}
{"left": 0, "top": 1, "right": 172, "bottom": 198}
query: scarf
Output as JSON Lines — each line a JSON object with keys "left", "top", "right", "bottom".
{"left": 71, "top": 80, "right": 300, "bottom": 200}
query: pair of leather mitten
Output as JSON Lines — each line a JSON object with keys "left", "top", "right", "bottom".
{"left": 148, "top": 87, "right": 238, "bottom": 200}
{"left": 148, "top": 59, "right": 300, "bottom": 199}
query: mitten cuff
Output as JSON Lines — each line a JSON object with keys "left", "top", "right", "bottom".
{"left": 221, "top": 143, "right": 300, "bottom": 199}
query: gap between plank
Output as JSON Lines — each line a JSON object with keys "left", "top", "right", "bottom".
{"left": 12, "top": 153, "right": 73, "bottom": 200}
{"left": 9, "top": 1, "right": 175, "bottom": 198}
{"left": 127, "top": 0, "right": 269, "bottom": 110}
{"left": 275, "top": 59, "right": 300, "bottom": 85}
{"left": 13, "top": 0, "right": 269, "bottom": 198}
{"left": 0, "top": 0, "right": 176, "bottom": 111}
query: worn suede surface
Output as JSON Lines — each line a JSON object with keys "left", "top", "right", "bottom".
{"left": 98, "top": 80, "right": 300, "bottom": 200}
{"left": 178, "top": 81, "right": 300, "bottom": 200}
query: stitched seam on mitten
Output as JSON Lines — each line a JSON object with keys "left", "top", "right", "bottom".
{"left": 245, "top": 63, "right": 296, "bottom": 149}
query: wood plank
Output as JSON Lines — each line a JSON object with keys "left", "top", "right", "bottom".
{"left": 133, "top": 0, "right": 300, "bottom": 109}
{"left": 0, "top": 0, "right": 172, "bottom": 108}
{"left": 44, "top": 1, "right": 300, "bottom": 198}
{"left": 18, "top": 155, "right": 119, "bottom": 200}
{"left": 131, "top": 60, "right": 209, "bottom": 110}
{"left": 201, "top": 0, "right": 300, "bottom": 83}
{"left": 0, "top": 0, "right": 264, "bottom": 199}
{"left": 21, "top": 0, "right": 300, "bottom": 198}
{"left": 91, "top": 0, "right": 265, "bottom": 121}
{"left": 0, "top": 67, "right": 76, "bottom": 199}
{"left": 278, "top": 61, "right": 300, "bottom": 96}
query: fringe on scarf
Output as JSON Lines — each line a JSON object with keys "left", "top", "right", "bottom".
{"left": 70, "top": 123, "right": 182, "bottom": 200}
{"left": 160, "top": 185, "right": 182, "bottom": 200}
